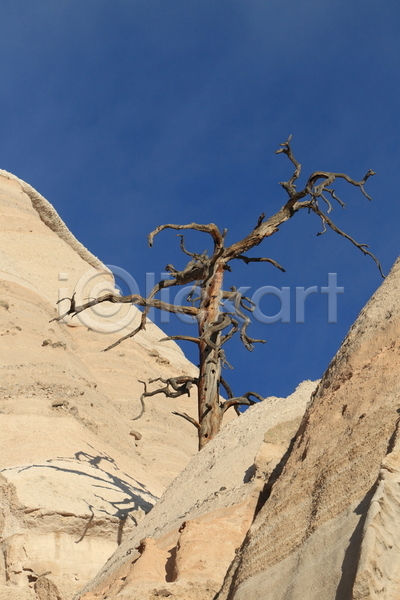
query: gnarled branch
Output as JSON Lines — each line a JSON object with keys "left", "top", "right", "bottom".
{"left": 222, "top": 391, "right": 264, "bottom": 413}
{"left": 235, "top": 255, "right": 286, "bottom": 272}
{"left": 104, "top": 323, "right": 146, "bottom": 353}
{"left": 50, "top": 292, "right": 77, "bottom": 323}
{"left": 275, "top": 134, "right": 302, "bottom": 196}
{"left": 176, "top": 234, "right": 208, "bottom": 262}
{"left": 51, "top": 292, "right": 199, "bottom": 321}
{"left": 148, "top": 222, "right": 224, "bottom": 248}
{"left": 133, "top": 380, "right": 147, "bottom": 420}
{"left": 223, "top": 137, "right": 380, "bottom": 273}
{"left": 50, "top": 291, "right": 200, "bottom": 352}
{"left": 310, "top": 204, "right": 385, "bottom": 277}
{"left": 219, "top": 376, "right": 241, "bottom": 415}
{"left": 172, "top": 412, "right": 200, "bottom": 429}
{"left": 307, "top": 169, "right": 376, "bottom": 202}
{"left": 147, "top": 375, "right": 197, "bottom": 396}
{"left": 159, "top": 335, "right": 201, "bottom": 344}
{"left": 220, "top": 317, "right": 239, "bottom": 346}
{"left": 133, "top": 376, "right": 198, "bottom": 421}
{"left": 222, "top": 287, "right": 266, "bottom": 351}
{"left": 200, "top": 313, "right": 233, "bottom": 350}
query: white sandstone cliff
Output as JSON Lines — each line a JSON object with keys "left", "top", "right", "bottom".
{"left": 0, "top": 171, "right": 201, "bottom": 599}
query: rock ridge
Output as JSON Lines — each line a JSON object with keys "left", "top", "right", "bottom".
{"left": 0, "top": 169, "right": 105, "bottom": 270}
{"left": 218, "top": 257, "right": 400, "bottom": 600}
{"left": 0, "top": 171, "right": 200, "bottom": 599}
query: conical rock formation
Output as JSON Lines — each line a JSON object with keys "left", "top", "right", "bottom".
{"left": 218, "top": 257, "right": 400, "bottom": 600}
{"left": 0, "top": 171, "right": 201, "bottom": 599}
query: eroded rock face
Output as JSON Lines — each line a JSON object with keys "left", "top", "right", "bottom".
{"left": 8, "top": 165, "right": 396, "bottom": 600}
{"left": 0, "top": 172, "right": 201, "bottom": 599}
{"left": 74, "top": 381, "right": 316, "bottom": 600}
{"left": 218, "top": 258, "right": 400, "bottom": 600}
{"left": 351, "top": 427, "right": 400, "bottom": 600}
{"left": 79, "top": 501, "right": 258, "bottom": 600}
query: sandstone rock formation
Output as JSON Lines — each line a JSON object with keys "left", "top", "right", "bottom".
{"left": 4, "top": 166, "right": 396, "bottom": 600}
{"left": 75, "top": 381, "right": 316, "bottom": 600}
{"left": 218, "top": 257, "right": 400, "bottom": 600}
{"left": 0, "top": 171, "right": 202, "bottom": 599}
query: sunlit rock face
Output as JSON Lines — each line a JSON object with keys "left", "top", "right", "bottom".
{"left": 73, "top": 380, "right": 316, "bottom": 600}
{"left": 0, "top": 171, "right": 200, "bottom": 599}
{"left": 218, "top": 257, "right": 400, "bottom": 600}
{"left": 4, "top": 168, "right": 397, "bottom": 600}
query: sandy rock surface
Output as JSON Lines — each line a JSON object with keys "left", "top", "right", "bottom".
{"left": 5, "top": 166, "right": 395, "bottom": 600}
{"left": 218, "top": 257, "right": 400, "bottom": 600}
{"left": 0, "top": 172, "right": 203, "bottom": 599}
{"left": 75, "top": 380, "right": 316, "bottom": 599}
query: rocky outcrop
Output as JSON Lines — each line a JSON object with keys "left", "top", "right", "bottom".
{"left": 218, "top": 257, "right": 400, "bottom": 600}
{"left": 73, "top": 253, "right": 399, "bottom": 600}
{"left": 351, "top": 422, "right": 400, "bottom": 600}
{"left": 0, "top": 172, "right": 201, "bottom": 599}
{"left": 0, "top": 170, "right": 104, "bottom": 270}
{"left": 5, "top": 167, "right": 398, "bottom": 600}
{"left": 74, "top": 380, "right": 316, "bottom": 600}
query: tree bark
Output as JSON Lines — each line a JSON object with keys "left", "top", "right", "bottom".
{"left": 197, "top": 262, "right": 225, "bottom": 449}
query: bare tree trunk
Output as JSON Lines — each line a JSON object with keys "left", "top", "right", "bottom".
{"left": 197, "top": 263, "right": 224, "bottom": 449}
{"left": 54, "top": 137, "right": 383, "bottom": 451}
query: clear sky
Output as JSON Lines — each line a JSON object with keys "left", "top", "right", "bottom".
{"left": 1, "top": 1, "right": 399, "bottom": 400}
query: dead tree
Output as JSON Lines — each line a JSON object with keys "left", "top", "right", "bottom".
{"left": 55, "top": 136, "right": 383, "bottom": 450}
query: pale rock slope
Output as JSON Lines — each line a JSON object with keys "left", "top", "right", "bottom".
{"left": 74, "top": 380, "right": 317, "bottom": 600}
{"left": 0, "top": 171, "right": 202, "bottom": 599}
{"left": 218, "top": 257, "right": 400, "bottom": 600}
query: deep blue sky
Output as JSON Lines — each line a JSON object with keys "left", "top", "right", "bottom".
{"left": 1, "top": 1, "right": 399, "bottom": 400}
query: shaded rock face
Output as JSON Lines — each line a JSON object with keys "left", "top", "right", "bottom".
{"left": 218, "top": 257, "right": 400, "bottom": 600}
{"left": 0, "top": 172, "right": 201, "bottom": 599}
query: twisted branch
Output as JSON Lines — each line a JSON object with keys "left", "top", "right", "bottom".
{"left": 176, "top": 234, "right": 208, "bottom": 262}
{"left": 235, "top": 255, "right": 286, "bottom": 272}
{"left": 200, "top": 313, "right": 233, "bottom": 350}
{"left": 134, "top": 376, "right": 198, "bottom": 421}
{"left": 51, "top": 292, "right": 198, "bottom": 321}
{"left": 50, "top": 291, "right": 199, "bottom": 352}
{"left": 222, "top": 391, "right": 264, "bottom": 412}
{"left": 148, "top": 222, "right": 224, "bottom": 248}
{"left": 172, "top": 412, "right": 200, "bottom": 429}
{"left": 222, "top": 287, "right": 266, "bottom": 351}
{"left": 50, "top": 292, "right": 77, "bottom": 323}
{"left": 159, "top": 335, "right": 201, "bottom": 344}
{"left": 275, "top": 134, "right": 302, "bottom": 197}
{"left": 310, "top": 204, "right": 384, "bottom": 277}
{"left": 307, "top": 169, "right": 376, "bottom": 202}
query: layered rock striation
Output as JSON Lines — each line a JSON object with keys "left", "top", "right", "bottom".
{"left": 75, "top": 381, "right": 316, "bottom": 600}
{"left": 0, "top": 172, "right": 200, "bottom": 599}
{"left": 219, "top": 257, "right": 400, "bottom": 600}
{"left": 3, "top": 168, "right": 398, "bottom": 600}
